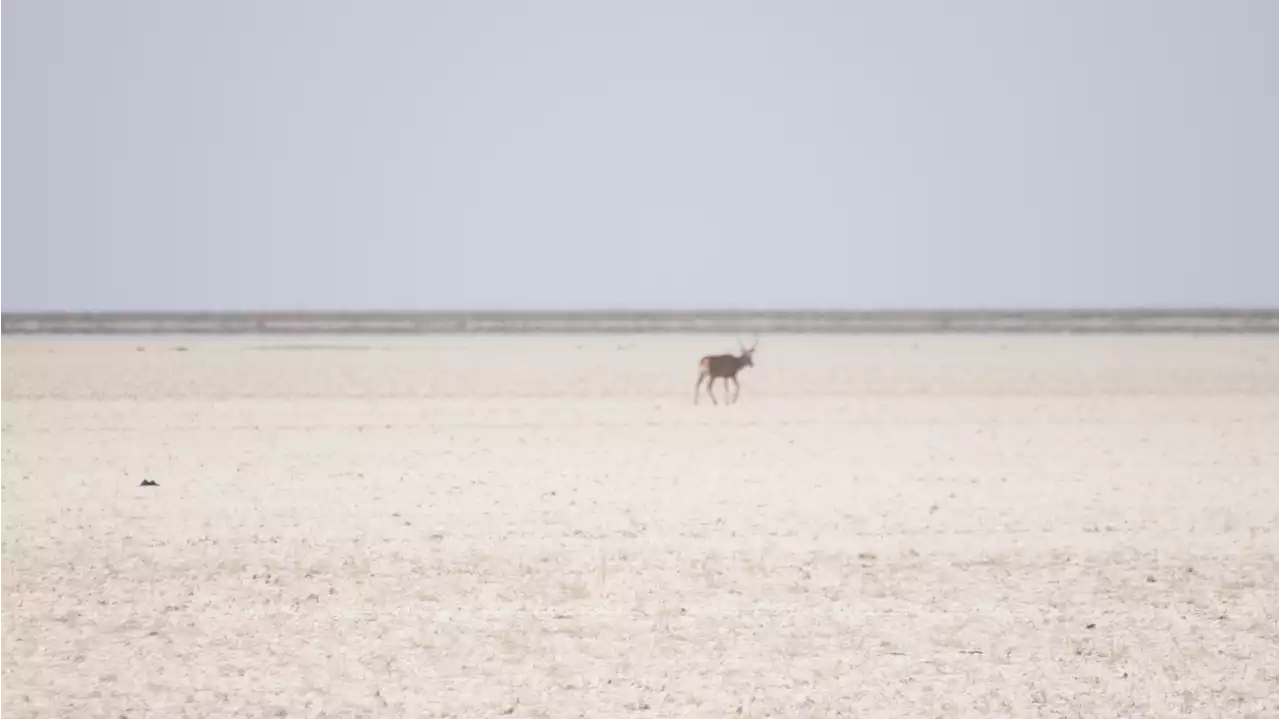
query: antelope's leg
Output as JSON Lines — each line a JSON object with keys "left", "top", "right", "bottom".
{"left": 706, "top": 376, "right": 719, "bottom": 405}
{"left": 694, "top": 373, "right": 705, "bottom": 404}
{"left": 730, "top": 376, "right": 740, "bottom": 404}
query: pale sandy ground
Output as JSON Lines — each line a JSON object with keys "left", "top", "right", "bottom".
{"left": 2, "top": 334, "right": 1276, "bottom": 718}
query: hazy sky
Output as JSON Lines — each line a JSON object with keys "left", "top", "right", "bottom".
{"left": 4, "top": 1, "right": 1276, "bottom": 310}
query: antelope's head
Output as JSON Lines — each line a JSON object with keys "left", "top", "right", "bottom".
{"left": 738, "top": 337, "right": 759, "bottom": 367}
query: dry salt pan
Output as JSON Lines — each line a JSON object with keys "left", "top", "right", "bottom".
{"left": 2, "top": 335, "right": 1276, "bottom": 717}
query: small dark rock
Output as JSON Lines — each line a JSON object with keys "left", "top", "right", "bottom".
{"left": 1086, "top": 623, "right": 1096, "bottom": 629}
{"left": 140, "top": 480, "right": 159, "bottom": 487}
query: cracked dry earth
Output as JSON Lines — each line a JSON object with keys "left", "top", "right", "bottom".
{"left": 2, "top": 335, "right": 1276, "bottom": 717}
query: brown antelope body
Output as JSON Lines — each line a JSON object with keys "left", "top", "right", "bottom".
{"left": 694, "top": 339, "right": 757, "bottom": 405}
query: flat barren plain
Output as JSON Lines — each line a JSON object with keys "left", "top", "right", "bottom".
{"left": 2, "top": 334, "right": 1276, "bottom": 717}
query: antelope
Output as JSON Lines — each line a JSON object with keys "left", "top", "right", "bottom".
{"left": 694, "top": 338, "right": 757, "bottom": 405}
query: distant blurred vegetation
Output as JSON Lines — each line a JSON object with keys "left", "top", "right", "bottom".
{"left": 2, "top": 310, "right": 1276, "bottom": 335}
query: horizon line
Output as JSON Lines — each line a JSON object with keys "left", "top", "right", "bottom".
{"left": 3, "top": 307, "right": 1277, "bottom": 316}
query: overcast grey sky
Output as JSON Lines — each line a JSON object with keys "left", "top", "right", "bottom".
{"left": 3, "top": 1, "right": 1276, "bottom": 310}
